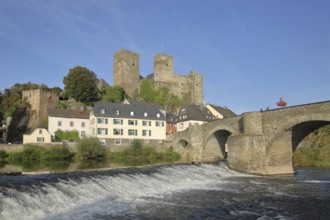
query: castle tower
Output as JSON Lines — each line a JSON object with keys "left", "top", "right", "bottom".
{"left": 154, "top": 53, "right": 174, "bottom": 83}
{"left": 113, "top": 49, "right": 140, "bottom": 97}
{"left": 22, "top": 89, "right": 59, "bottom": 130}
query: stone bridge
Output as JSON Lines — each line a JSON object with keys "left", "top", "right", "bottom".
{"left": 168, "top": 101, "right": 330, "bottom": 175}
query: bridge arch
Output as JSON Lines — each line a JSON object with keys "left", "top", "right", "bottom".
{"left": 265, "top": 114, "right": 330, "bottom": 173}
{"left": 202, "top": 125, "right": 238, "bottom": 162}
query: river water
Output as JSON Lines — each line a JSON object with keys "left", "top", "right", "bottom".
{"left": 0, "top": 163, "right": 330, "bottom": 220}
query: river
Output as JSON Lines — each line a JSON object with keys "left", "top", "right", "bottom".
{"left": 0, "top": 163, "right": 330, "bottom": 220}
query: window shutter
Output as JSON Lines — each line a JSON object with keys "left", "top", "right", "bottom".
{"left": 149, "top": 130, "right": 152, "bottom": 136}
{"left": 149, "top": 121, "right": 151, "bottom": 126}
{"left": 105, "top": 129, "right": 108, "bottom": 135}
{"left": 121, "top": 129, "right": 123, "bottom": 135}
{"left": 105, "top": 119, "right": 108, "bottom": 124}
{"left": 121, "top": 119, "right": 123, "bottom": 125}
{"left": 113, "top": 129, "right": 116, "bottom": 135}
{"left": 135, "top": 120, "right": 137, "bottom": 125}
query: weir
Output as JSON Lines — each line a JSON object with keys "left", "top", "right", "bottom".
{"left": 170, "top": 100, "right": 330, "bottom": 175}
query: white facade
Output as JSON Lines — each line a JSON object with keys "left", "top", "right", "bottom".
{"left": 48, "top": 116, "right": 90, "bottom": 138}
{"left": 23, "top": 128, "right": 51, "bottom": 144}
{"left": 89, "top": 112, "right": 166, "bottom": 145}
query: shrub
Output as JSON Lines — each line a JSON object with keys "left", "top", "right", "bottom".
{"left": 55, "top": 129, "right": 79, "bottom": 141}
{"left": 0, "top": 150, "right": 7, "bottom": 160}
{"left": 7, "top": 144, "right": 74, "bottom": 162}
{"left": 42, "top": 144, "right": 74, "bottom": 160}
{"left": 77, "top": 137, "right": 105, "bottom": 160}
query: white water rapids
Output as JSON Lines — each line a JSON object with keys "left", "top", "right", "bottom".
{"left": 0, "top": 164, "right": 247, "bottom": 220}
{"left": 1, "top": 163, "right": 330, "bottom": 220}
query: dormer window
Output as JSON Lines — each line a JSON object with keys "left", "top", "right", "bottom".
{"left": 130, "top": 111, "right": 134, "bottom": 116}
{"left": 115, "top": 109, "right": 120, "bottom": 115}
{"left": 144, "top": 112, "right": 148, "bottom": 117}
{"left": 156, "top": 113, "right": 160, "bottom": 118}
{"left": 100, "top": 108, "right": 106, "bottom": 114}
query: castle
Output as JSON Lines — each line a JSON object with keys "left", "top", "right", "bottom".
{"left": 113, "top": 49, "right": 204, "bottom": 105}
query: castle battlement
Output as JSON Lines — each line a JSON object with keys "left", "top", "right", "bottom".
{"left": 113, "top": 49, "right": 204, "bottom": 105}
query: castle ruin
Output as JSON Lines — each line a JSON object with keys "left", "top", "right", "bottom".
{"left": 113, "top": 49, "right": 204, "bottom": 105}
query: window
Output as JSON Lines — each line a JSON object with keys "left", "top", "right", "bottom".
{"left": 39, "top": 129, "right": 43, "bottom": 134}
{"left": 130, "top": 111, "right": 134, "bottom": 116}
{"left": 128, "top": 120, "right": 137, "bottom": 126}
{"left": 100, "top": 139, "right": 106, "bottom": 145}
{"left": 128, "top": 129, "right": 138, "bottom": 136}
{"left": 142, "top": 121, "right": 151, "bottom": 126}
{"left": 81, "top": 131, "right": 86, "bottom": 137}
{"left": 113, "top": 129, "right": 123, "bottom": 135}
{"left": 113, "top": 119, "right": 123, "bottom": 125}
{"left": 142, "top": 130, "right": 151, "bottom": 137}
{"left": 70, "top": 121, "right": 74, "bottom": 127}
{"left": 58, "top": 121, "right": 62, "bottom": 126}
{"left": 98, "top": 118, "right": 108, "bottom": 124}
{"left": 97, "top": 128, "right": 108, "bottom": 135}
{"left": 129, "top": 139, "right": 135, "bottom": 144}
{"left": 156, "top": 121, "right": 161, "bottom": 127}
{"left": 115, "top": 109, "right": 120, "bottom": 115}
{"left": 37, "top": 137, "right": 44, "bottom": 142}
{"left": 144, "top": 112, "right": 148, "bottom": 117}
{"left": 100, "top": 108, "right": 106, "bottom": 114}
{"left": 115, "top": 139, "right": 121, "bottom": 145}
{"left": 156, "top": 113, "right": 160, "bottom": 118}
{"left": 81, "top": 122, "right": 85, "bottom": 127}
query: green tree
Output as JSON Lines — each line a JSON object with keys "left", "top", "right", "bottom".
{"left": 63, "top": 66, "right": 100, "bottom": 105}
{"left": 55, "top": 129, "right": 79, "bottom": 141}
{"left": 77, "top": 137, "right": 105, "bottom": 160}
{"left": 140, "top": 80, "right": 156, "bottom": 102}
{"left": 102, "top": 86, "right": 127, "bottom": 103}
{"left": 139, "top": 80, "right": 182, "bottom": 113}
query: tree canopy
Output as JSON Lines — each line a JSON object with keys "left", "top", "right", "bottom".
{"left": 63, "top": 66, "right": 100, "bottom": 105}
{"left": 102, "top": 85, "right": 127, "bottom": 103}
{"left": 139, "top": 80, "right": 182, "bottom": 113}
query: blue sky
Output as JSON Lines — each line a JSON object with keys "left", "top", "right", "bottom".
{"left": 1, "top": 0, "right": 329, "bottom": 114}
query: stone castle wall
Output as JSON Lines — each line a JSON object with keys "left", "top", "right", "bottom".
{"left": 22, "top": 89, "right": 59, "bottom": 129}
{"left": 113, "top": 49, "right": 204, "bottom": 105}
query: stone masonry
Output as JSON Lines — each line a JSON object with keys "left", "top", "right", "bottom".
{"left": 169, "top": 101, "right": 330, "bottom": 175}
{"left": 113, "top": 49, "right": 204, "bottom": 105}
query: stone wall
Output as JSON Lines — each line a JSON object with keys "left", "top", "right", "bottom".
{"left": 113, "top": 49, "right": 204, "bottom": 105}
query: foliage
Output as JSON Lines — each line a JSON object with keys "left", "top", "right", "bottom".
{"left": 54, "top": 129, "right": 79, "bottom": 141}
{"left": 63, "top": 66, "right": 100, "bottom": 105}
{"left": 42, "top": 144, "right": 74, "bottom": 160}
{"left": 0, "top": 150, "right": 7, "bottom": 160}
{"left": 293, "top": 124, "right": 330, "bottom": 167}
{"left": 107, "top": 141, "right": 181, "bottom": 165}
{"left": 76, "top": 137, "right": 105, "bottom": 160}
{"left": 139, "top": 80, "right": 182, "bottom": 113}
{"left": 102, "top": 86, "right": 127, "bottom": 103}
{"left": 6, "top": 144, "right": 74, "bottom": 162}
{"left": 55, "top": 101, "right": 70, "bottom": 109}
{"left": 0, "top": 90, "right": 3, "bottom": 122}
{"left": 1, "top": 82, "right": 62, "bottom": 117}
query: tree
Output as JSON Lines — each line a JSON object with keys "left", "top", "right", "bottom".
{"left": 102, "top": 86, "right": 127, "bottom": 103}
{"left": 139, "top": 80, "right": 182, "bottom": 113}
{"left": 63, "top": 66, "right": 100, "bottom": 105}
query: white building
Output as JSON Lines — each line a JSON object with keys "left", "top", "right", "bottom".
{"left": 90, "top": 101, "right": 166, "bottom": 147}
{"left": 23, "top": 128, "right": 51, "bottom": 144}
{"left": 176, "top": 104, "right": 215, "bottom": 132}
{"left": 48, "top": 108, "right": 90, "bottom": 139}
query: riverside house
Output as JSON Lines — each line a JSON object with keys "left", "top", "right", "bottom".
{"left": 90, "top": 101, "right": 166, "bottom": 148}
{"left": 23, "top": 127, "right": 51, "bottom": 144}
{"left": 176, "top": 104, "right": 215, "bottom": 132}
{"left": 48, "top": 108, "right": 91, "bottom": 139}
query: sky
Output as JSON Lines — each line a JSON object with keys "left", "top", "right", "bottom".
{"left": 0, "top": 0, "right": 330, "bottom": 114}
